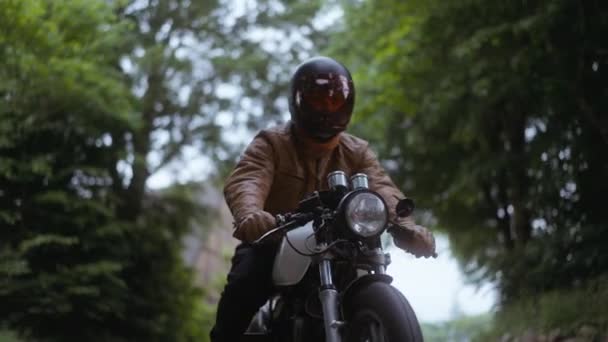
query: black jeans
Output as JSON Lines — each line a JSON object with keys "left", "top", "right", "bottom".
{"left": 210, "top": 242, "right": 277, "bottom": 342}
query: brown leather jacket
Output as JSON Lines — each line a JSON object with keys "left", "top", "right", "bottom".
{"left": 224, "top": 122, "right": 416, "bottom": 241}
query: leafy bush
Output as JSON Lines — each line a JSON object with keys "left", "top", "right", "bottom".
{"left": 479, "top": 276, "right": 608, "bottom": 340}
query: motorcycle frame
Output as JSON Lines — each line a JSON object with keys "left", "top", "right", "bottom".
{"left": 257, "top": 185, "right": 398, "bottom": 341}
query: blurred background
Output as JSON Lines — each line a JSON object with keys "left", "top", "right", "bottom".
{"left": 1, "top": 0, "right": 607, "bottom": 341}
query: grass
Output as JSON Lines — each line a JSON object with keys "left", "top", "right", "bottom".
{"left": 478, "top": 276, "right": 608, "bottom": 340}
{"left": 0, "top": 331, "right": 21, "bottom": 342}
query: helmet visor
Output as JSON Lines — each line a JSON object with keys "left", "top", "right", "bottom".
{"left": 294, "top": 73, "right": 354, "bottom": 139}
{"left": 297, "top": 73, "right": 352, "bottom": 113}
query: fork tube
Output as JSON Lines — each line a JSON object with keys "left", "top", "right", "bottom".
{"left": 319, "top": 259, "right": 333, "bottom": 286}
{"left": 373, "top": 248, "right": 386, "bottom": 274}
{"left": 318, "top": 251, "right": 342, "bottom": 342}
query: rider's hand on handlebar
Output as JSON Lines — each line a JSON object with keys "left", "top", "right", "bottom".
{"left": 233, "top": 211, "right": 277, "bottom": 243}
{"left": 389, "top": 217, "right": 437, "bottom": 258}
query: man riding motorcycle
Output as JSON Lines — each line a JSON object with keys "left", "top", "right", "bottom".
{"left": 210, "top": 56, "right": 436, "bottom": 342}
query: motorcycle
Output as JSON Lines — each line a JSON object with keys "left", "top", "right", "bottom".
{"left": 242, "top": 170, "right": 423, "bottom": 342}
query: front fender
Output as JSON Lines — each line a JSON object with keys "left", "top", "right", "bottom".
{"left": 341, "top": 273, "right": 393, "bottom": 312}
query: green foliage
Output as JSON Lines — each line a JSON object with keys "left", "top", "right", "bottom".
{"left": 478, "top": 276, "right": 608, "bottom": 340}
{"left": 119, "top": 184, "right": 213, "bottom": 341}
{"left": 117, "top": 0, "right": 327, "bottom": 181}
{"left": 0, "top": 330, "right": 21, "bottom": 342}
{"left": 0, "top": 0, "right": 132, "bottom": 125}
{"left": 0, "top": 1, "right": 134, "bottom": 340}
{"left": 0, "top": 0, "right": 211, "bottom": 341}
{"left": 1, "top": 0, "right": 332, "bottom": 340}
{"left": 422, "top": 313, "right": 492, "bottom": 342}
{"left": 331, "top": 0, "right": 608, "bottom": 306}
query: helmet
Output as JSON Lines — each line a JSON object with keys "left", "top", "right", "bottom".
{"left": 288, "top": 56, "right": 355, "bottom": 141}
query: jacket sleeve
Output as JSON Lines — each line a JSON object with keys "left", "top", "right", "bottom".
{"left": 358, "top": 143, "right": 416, "bottom": 226}
{"left": 224, "top": 132, "right": 276, "bottom": 239}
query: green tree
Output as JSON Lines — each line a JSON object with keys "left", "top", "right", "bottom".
{"left": 111, "top": 2, "right": 330, "bottom": 336}
{"left": 0, "top": 0, "right": 136, "bottom": 340}
{"left": 331, "top": 0, "right": 608, "bottom": 303}
{"left": 1, "top": 0, "right": 333, "bottom": 340}
{"left": 0, "top": 1, "right": 212, "bottom": 340}
{"left": 115, "top": 0, "right": 329, "bottom": 186}
{"left": 111, "top": 1, "right": 332, "bottom": 334}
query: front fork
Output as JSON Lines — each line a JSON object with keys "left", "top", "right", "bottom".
{"left": 318, "top": 250, "right": 343, "bottom": 342}
{"left": 317, "top": 241, "right": 390, "bottom": 342}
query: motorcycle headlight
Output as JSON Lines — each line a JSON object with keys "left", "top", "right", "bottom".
{"left": 345, "top": 192, "right": 388, "bottom": 237}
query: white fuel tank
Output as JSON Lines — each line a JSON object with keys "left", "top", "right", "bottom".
{"left": 272, "top": 221, "right": 317, "bottom": 286}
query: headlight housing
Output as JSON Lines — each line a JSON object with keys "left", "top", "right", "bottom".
{"left": 344, "top": 191, "right": 388, "bottom": 238}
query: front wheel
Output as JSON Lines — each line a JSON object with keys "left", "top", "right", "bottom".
{"left": 343, "top": 282, "right": 423, "bottom": 342}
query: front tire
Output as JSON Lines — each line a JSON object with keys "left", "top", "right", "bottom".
{"left": 343, "top": 281, "right": 423, "bottom": 342}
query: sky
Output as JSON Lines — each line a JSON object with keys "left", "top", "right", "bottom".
{"left": 387, "top": 235, "right": 497, "bottom": 322}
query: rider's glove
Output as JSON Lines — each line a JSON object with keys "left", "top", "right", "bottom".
{"left": 389, "top": 217, "right": 437, "bottom": 258}
{"left": 233, "top": 211, "right": 277, "bottom": 243}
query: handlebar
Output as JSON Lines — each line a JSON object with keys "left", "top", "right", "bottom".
{"left": 253, "top": 212, "right": 315, "bottom": 245}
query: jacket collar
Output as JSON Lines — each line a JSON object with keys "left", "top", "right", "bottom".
{"left": 290, "top": 122, "right": 341, "bottom": 160}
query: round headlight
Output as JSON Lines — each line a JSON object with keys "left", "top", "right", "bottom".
{"left": 345, "top": 192, "right": 388, "bottom": 237}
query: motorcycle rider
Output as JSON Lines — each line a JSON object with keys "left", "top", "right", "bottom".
{"left": 210, "top": 56, "right": 436, "bottom": 342}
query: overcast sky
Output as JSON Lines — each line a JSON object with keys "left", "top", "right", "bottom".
{"left": 387, "top": 235, "right": 497, "bottom": 322}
